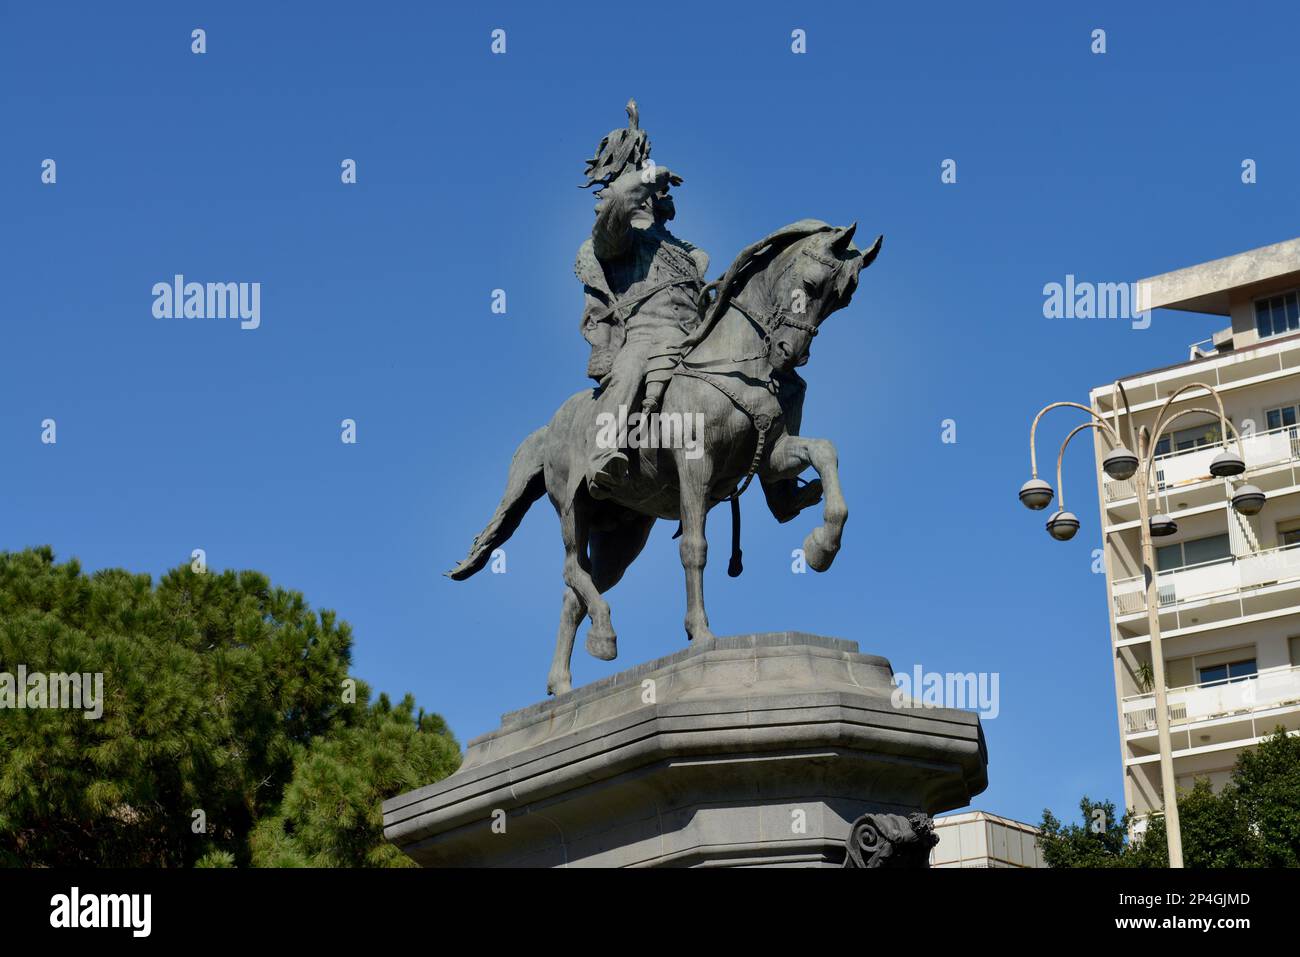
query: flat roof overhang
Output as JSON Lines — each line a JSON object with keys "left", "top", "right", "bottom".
{"left": 1137, "top": 237, "right": 1300, "bottom": 315}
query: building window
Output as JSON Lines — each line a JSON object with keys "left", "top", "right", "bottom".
{"left": 1153, "top": 421, "right": 1223, "bottom": 457}
{"left": 1279, "top": 518, "right": 1300, "bottom": 548}
{"left": 1197, "top": 659, "right": 1257, "bottom": 685}
{"left": 1255, "top": 290, "right": 1300, "bottom": 339}
{"left": 1265, "top": 403, "right": 1300, "bottom": 432}
{"left": 1155, "top": 533, "right": 1231, "bottom": 572}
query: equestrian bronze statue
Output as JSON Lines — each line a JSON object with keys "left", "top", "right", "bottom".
{"left": 449, "top": 102, "right": 882, "bottom": 695}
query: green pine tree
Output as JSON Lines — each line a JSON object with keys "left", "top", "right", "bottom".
{"left": 0, "top": 546, "right": 459, "bottom": 867}
{"left": 249, "top": 692, "right": 459, "bottom": 867}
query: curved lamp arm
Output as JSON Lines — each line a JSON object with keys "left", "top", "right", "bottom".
{"left": 1143, "top": 406, "right": 1248, "bottom": 501}
{"left": 1150, "top": 382, "right": 1242, "bottom": 461}
{"left": 1030, "top": 402, "right": 1122, "bottom": 479}
{"left": 1055, "top": 421, "right": 1112, "bottom": 512}
{"left": 1111, "top": 380, "right": 1137, "bottom": 451}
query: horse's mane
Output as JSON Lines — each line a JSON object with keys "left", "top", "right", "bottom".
{"left": 681, "top": 220, "right": 837, "bottom": 351}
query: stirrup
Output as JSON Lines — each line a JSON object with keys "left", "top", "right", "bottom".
{"left": 588, "top": 452, "right": 629, "bottom": 498}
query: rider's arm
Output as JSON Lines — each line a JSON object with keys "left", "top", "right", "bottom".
{"left": 592, "top": 166, "right": 677, "bottom": 260}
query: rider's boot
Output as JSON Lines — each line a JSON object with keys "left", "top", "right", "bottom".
{"left": 588, "top": 449, "right": 630, "bottom": 499}
{"left": 641, "top": 380, "right": 665, "bottom": 413}
{"left": 587, "top": 344, "right": 652, "bottom": 498}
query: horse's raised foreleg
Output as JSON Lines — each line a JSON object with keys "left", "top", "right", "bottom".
{"left": 765, "top": 435, "right": 847, "bottom": 572}
{"left": 675, "top": 457, "right": 716, "bottom": 646}
{"left": 547, "top": 585, "right": 586, "bottom": 696}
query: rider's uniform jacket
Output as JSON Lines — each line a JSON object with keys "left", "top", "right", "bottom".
{"left": 576, "top": 177, "right": 709, "bottom": 384}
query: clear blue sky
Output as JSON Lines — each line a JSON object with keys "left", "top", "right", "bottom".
{"left": 4, "top": 1, "right": 1298, "bottom": 827}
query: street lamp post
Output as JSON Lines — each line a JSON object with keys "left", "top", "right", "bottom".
{"left": 1020, "top": 380, "right": 1263, "bottom": 869}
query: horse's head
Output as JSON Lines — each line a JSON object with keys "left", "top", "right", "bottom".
{"left": 764, "top": 223, "right": 882, "bottom": 372}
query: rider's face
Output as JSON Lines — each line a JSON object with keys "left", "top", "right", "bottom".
{"left": 630, "top": 196, "right": 656, "bottom": 229}
{"left": 630, "top": 188, "right": 674, "bottom": 229}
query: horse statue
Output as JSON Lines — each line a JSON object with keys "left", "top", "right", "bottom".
{"left": 449, "top": 219, "right": 882, "bottom": 695}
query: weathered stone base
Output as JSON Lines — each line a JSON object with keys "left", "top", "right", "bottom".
{"left": 383, "top": 632, "right": 988, "bottom": 867}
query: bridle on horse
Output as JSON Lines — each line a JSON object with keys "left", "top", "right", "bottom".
{"left": 672, "top": 258, "right": 827, "bottom": 576}
{"left": 675, "top": 287, "right": 800, "bottom": 497}
{"left": 686, "top": 258, "right": 822, "bottom": 368}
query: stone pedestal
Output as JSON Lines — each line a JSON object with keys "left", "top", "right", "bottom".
{"left": 383, "top": 632, "right": 987, "bottom": 867}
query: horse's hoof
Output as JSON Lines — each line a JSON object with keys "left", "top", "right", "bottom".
{"left": 685, "top": 625, "right": 715, "bottom": 648}
{"left": 547, "top": 674, "right": 572, "bottom": 696}
{"left": 803, "top": 528, "right": 839, "bottom": 572}
{"left": 585, "top": 628, "right": 618, "bottom": 661}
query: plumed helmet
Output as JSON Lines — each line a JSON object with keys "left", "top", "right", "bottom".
{"left": 581, "top": 98, "right": 650, "bottom": 191}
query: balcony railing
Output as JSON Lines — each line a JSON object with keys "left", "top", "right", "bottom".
{"left": 1104, "top": 424, "right": 1300, "bottom": 503}
{"left": 1122, "top": 664, "right": 1300, "bottom": 735}
{"left": 1112, "top": 541, "right": 1300, "bottom": 618}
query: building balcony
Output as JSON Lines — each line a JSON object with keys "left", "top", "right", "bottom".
{"left": 1111, "top": 542, "right": 1300, "bottom": 636}
{"left": 1103, "top": 424, "right": 1300, "bottom": 521}
{"left": 1122, "top": 664, "right": 1300, "bottom": 739}
{"left": 1092, "top": 326, "right": 1300, "bottom": 420}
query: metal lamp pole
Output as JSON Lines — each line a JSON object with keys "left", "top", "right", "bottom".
{"left": 1131, "top": 413, "right": 1183, "bottom": 867}
{"left": 1020, "top": 380, "right": 1264, "bottom": 869}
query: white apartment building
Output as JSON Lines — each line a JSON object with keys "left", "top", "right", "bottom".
{"left": 1090, "top": 238, "right": 1300, "bottom": 826}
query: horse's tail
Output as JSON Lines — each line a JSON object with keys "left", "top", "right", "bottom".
{"left": 446, "top": 426, "right": 548, "bottom": 581}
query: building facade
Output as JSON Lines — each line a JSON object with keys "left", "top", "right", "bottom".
{"left": 1091, "top": 238, "right": 1300, "bottom": 828}
{"left": 930, "top": 811, "right": 1046, "bottom": 868}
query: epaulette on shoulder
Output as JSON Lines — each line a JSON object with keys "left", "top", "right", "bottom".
{"left": 574, "top": 239, "right": 611, "bottom": 295}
